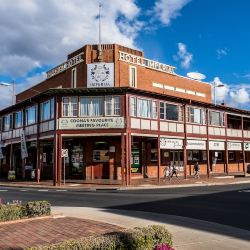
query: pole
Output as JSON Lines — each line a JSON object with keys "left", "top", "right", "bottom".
{"left": 63, "top": 157, "right": 65, "bottom": 185}
{"left": 97, "top": 2, "right": 103, "bottom": 61}
{"left": 214, "top": 82, "right": 216, "bottom": 106}
{"left": 12, "top": 80, "right": 15, "bottom": 105}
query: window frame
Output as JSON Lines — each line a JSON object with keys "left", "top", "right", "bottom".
{"left": 160, "top": 101, "right": 183, "bottom": 122}
{"left": 14, "top": 110, "right": 23, "bottom": 129}
{"left": 79, "top": 96, "right": 104, "bottom": 117}
{"left": 129, "top": 65, "right": 137, "bottom": 88}
{"left": 62, "top": 96, "right": 78, "bottom": 117}
{"left": 25, "top": 105, "right": 37, "bottom": 126}
{"left": 105, "top": 96, "right": 121, "bottom": 116}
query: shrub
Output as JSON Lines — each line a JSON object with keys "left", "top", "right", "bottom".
{"left": 0, "top": 201, "right": 51, "bottom": 222}
{"left": 26, "top": 201, "right": 51, "bottom": 217}
{"left": 26, "top": 225, "right": 173, "bottom": 250}
{"left": 122, "top": 225, "right": 173, "bottom": 250}
{"left": 0, "top": 204, "right": 25, "bottom": 222}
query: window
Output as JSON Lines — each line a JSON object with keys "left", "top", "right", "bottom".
{"left": 3, "top": 114, "right": 12, "bottom": 131}
{"left": 41, "top": 99, "right": 54, "bottom": 121}
{"left": 25, "top": 106, "right": 36, "bottom": 125}
{"left": 15, "top": 111, "right": 23, "bottom": 128}
{"left": 105, "top": 96, "right": 120, "bottom": 116}
{"left": 160, "top": 102, "right": 181, "bottom": 121}
{"left": 160, "top": 102, "right": 165, "bottom": 119}
{"left": 209, "top": 111, "right": 224, "bottom": 126}
{"left": 152, "top": 101, "right": 158, "bottom": 119}
{"left": 71, "top": 68, "right": 77, "bottom": 88}
{"left": 229, "top": 151, "right": 235, "bottom": 161}
{"left": 129, "top": 66, "right": 137, "bottom": 87}
{"left": 188, "top": 107, "right": 205, "bottom": 124}
{"left": 80, "top": 97, "right": 103, "bottom": 117}
{"left": 187, "top": 150, "right": 207, "bottom": 162}
{"left": 137, "top": 98, "right": 151, "bottom": 118}
{"left": 130, "top": 97, "right": 136, "bottom": 116}
{"left": 165, "top": 104, "right": 179, "bottom": 121}
{"left": 62, "top": 97, "right": 78, "bottom": 117}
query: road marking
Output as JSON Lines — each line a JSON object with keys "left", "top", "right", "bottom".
{"left": 38, "top": 189, "right": 49, "bottom": 192}
{"left": 20, "top": 190, "right": 28, "bottom": 192}
{"left": 56, "top": 190, "right": 67, "bottom": 192}
{"left": 0, "top": 190, "right": 8, "bottom": 192}
{"left": 238, "top": 190, "right": 250, "bottom": 192}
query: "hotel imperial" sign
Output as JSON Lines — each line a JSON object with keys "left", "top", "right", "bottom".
{"left": 119, "top": 51, "right": 176, "bottom": 74}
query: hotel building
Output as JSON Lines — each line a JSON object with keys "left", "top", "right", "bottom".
{"left": 0, "top": 44, "right": 249, "bottom": 185}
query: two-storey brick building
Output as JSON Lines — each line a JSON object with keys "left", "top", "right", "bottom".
{"left": 0, "top": 44, "right": 249, "bottom": 185}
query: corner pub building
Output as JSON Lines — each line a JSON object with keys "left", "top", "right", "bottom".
{"left": 0, "top": 43, "right": 250, "bottom": 186}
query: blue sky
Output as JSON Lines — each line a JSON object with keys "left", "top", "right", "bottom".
{"left": 0, "top": 0, "right": 249, "bottom": 109}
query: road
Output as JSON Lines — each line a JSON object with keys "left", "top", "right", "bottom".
{"left": 0, "top": 183, "right": 250, "bottom": 232}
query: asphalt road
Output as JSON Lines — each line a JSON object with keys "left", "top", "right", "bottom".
{"left": 0, "top": 183, "right": 250, "bottom": 231}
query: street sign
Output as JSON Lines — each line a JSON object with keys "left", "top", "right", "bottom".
{"left": 62, "top": 149, "right": 68, "bottom": 158}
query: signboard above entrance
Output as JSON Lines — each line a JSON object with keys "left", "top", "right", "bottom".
{"left": 227, "top": 141, "right": 242, "bottom": 151}
{"left": 186, "top": 140, "right": 206, "bottom": 150}
{"left": 209, "top": 141, "right": 225, "bottom": 150}
{"left": 160, "top": 138, "right": 183, "bottom": 149}
{"left": 87, "top": 63, "right": 114, "bottom": 88}
{"left": 58, "top": 117, "right": 124, "bottom": 130}
{"left": 244, "top": 142, "right": 250, "bottom": 151}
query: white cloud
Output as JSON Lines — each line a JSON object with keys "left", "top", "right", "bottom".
{"left": 212, "top": 77, "right": 250, "bottom": 109}
{"left": 153, "top": 0, "right": 191, "bottom": 26}
{"left": 217, "top": 48, "right": 228, "bottom": 59}
{"left": 174, "top": 42, "right": 193, "bottom": 68}
{"left": 0, "top": 72, "right": 47, "bottom": 109}
{"left": 230, "top": 88, "right": 250, "bottom": 104}
{"left": 0, "top": 0, "right": 141, "bottom": 77}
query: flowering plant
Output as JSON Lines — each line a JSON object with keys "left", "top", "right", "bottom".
{"left": 155, "top": 243, "right": 175, "bottom": 250}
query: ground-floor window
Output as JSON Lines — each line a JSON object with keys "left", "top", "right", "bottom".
{"left": 187, "top": 150, "right": 207, "bottom": 163}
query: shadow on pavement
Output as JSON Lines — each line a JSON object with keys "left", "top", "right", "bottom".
{"left": 105, "top": 188, "right": 250, "bottom": 241}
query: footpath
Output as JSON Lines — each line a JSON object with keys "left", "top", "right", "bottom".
{"left": 52, "top": 206, "right": 250, "bottom": 250}
{"left": 0, "top": 175, "right": 250, "bottom": 190}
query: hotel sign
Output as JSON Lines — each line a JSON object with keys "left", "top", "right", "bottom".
{"left": 47, "top": 52, "right": 84, "bottom": 79}
{"left": 209, "top": 141, "right": 225, "bottom": 150}
{"left": 160, "top": 138, "right": 183, "bottom": 149}
{"left": 187, "top": 140, "right": 206, "bottom": 150}
{"left": 87, "top": 63, "right": 114, "bottom": 88}
{"left": 119, "top": 51, "right": 176, "bottom": 74}
{"left": 58, "top": 117, "right": 124, "bottom": 130}
{"left": 227, "top": 141, "right": 242, "bottom": 151}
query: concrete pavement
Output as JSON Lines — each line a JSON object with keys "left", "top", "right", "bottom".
{"left": 0, "top": 175, "right": 250, "bottom": 191}
{"left": 52, "top": 206, "right": 250, "bottom": 250}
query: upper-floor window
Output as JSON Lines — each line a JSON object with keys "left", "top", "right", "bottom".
{"left": 3, "top": 114, "right": 12, "bottom": 131}
{"left": 105, "top": 96, "right": 120, "bottom": 116}
{"left": 130, "top": 96, "right": 158, "bottom": 119}
{"left": 209, "top": 110, "right": 224, "bottom": 126}
{"left": 130, "top": 96, "right": 136, "bottom": 116}
{"left": 41, "top": 99, "right": 54, "bottom": 121}
{"left": 25, "top": 106, "right": 37, "bottom": 126}
{"left": 160, "top": 102, "right": 183, "bottom": 121}
{"left": 14, "top": 111, "right": 23, "bottom": 128}
{"left": 187, "top": 107, "right": 206, "bottom": 124}
{"left": 62, "top": 97, "right": 78, "bottom": 117}
{"left": 71, "top": 68, "right": 77, "bottom": 88}
{"left": 129, "top": 66, "right": 137, "bottom": 87}
{"left": 137, "top": 98, "right": 151, "bottom": 118}
{"left": 79, "top": 97, "right": 103, "bottom": 117}
{"left": 152, "top": 101, "right": 158, "bottom": 119}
